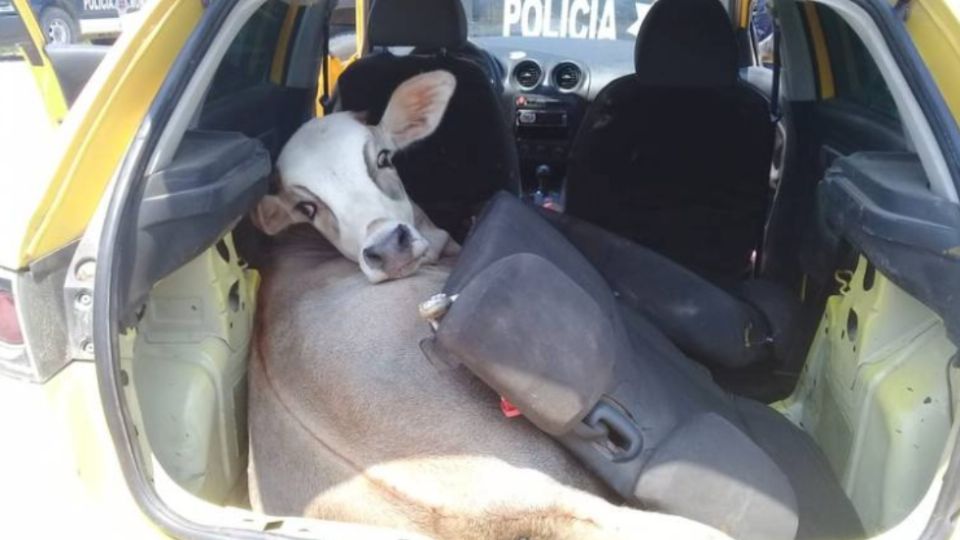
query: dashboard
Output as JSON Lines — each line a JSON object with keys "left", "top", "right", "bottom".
{"left": 473, "top": 37, "right": 635, "bottom": 195}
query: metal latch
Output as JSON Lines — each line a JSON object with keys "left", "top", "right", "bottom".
{"left": 418, "top": 292, "right": 458, "bottom": 331}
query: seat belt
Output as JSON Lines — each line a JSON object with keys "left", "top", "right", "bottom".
{"left": 755, "top": 20, "right": 783, "bottom": 277}
{"left": 770, "top": 21, "right": 782, "bottom": 123}
{"left": 318, "top": 28, "right": 332, "bottom": 114}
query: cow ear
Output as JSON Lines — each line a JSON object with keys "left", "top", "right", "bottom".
{"left": 379, "top": 70, "right": 456, "bottom": 149}
{"left": 252, "top": 194, "right": 302, "bottom": 235}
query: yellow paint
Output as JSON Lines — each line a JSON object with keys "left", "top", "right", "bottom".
{"left": 315, "top": 52, "right": 356, "bottom": 117}
{"left": 270, "top": 0, "right": 301, "bottom": 84}
{"left": 11, "top": 0, "right": 67, "bottom": 123}
{"left": 779, "top": 256, "right": 955, "bottom": 532}
{"left": 19, "top": 0, "right": 204, "bottom": 267}
{"left": 804, "top": 2, "right": 836, "bottom": 99}
{"left": 355, "top": 0, "right": 365, "bottom": 56}
{"left": 738, "top": 0, "right": 752, "bottom": 29}
{"left": 0, "top": 361, "right": 168, "bottom": 538}
{"left": 313, "top": 0, "right": 364, "bottom": 117}
{"left": 904, "top": 0, "right": 960, "bottom": 122}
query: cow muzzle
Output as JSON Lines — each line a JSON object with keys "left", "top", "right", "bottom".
{"left": 360, "top": 223, "right": 429, "bottom": 283}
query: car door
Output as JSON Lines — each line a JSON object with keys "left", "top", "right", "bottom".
{"left": 0, "top": 0, "right": 206, "bottom": 382}
{"left": 0, "top": 1, "right": 209, "bottom": 537}
{"left": 8, "top": 0, "right": 68, "bottom": 123}
{"left": 14, "top": 0, "right": 203, "bottom": 269}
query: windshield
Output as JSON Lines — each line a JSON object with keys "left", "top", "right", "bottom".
{"left": 461, "top": 0, "right": 653, "bottom": 41}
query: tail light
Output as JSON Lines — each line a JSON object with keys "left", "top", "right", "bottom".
{"left": 0, "top": 274, "right": 34, "bottom": 381}
{"left": 0, "top": 289, "right": 23, "bottom": 345}
{"left": 0, "top": 254, "right": 74, "bottom": 382}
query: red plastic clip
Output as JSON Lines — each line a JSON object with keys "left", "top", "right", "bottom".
{"left": 500, "top": 396, "right": 522, "bottom": 418}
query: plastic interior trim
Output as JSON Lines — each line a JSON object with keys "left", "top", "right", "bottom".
{"left": 811, "top": 0, "right": 958, "bottom": 202}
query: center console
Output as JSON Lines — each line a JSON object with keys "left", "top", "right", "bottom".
{"left": 512, "top": 92, "right": 587, "bottom": 208}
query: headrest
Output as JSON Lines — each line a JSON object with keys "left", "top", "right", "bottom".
{"left": 634, "top": 0, "right": 738, "bottom": 88}
{"left": 368, "top": 0, "right": 468, "bottom": 49}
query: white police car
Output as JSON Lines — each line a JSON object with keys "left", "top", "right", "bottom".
{"left": 17, "top": 0, "right": 142, "bottom": 44}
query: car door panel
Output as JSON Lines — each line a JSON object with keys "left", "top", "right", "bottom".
{"left": 11, "top": 0, "right": 68, "bottom": 122}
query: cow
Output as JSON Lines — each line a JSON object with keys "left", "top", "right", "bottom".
{"left": 247, "top": 70, "right": 728, "bottom": 540}
{"left": 252, "top": 71, "right": 460, "bottom": 283}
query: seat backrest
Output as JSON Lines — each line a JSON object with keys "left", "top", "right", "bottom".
{"left": 335, "top": 0, "right": 520, "bottom": 241}
{"left": 430, "top": 193, "right": 802, "bottom": 540}
{"left": 565, "top": 0, "right": 774, "bottom": 283}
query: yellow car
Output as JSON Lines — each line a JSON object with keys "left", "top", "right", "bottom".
{"left": 3, "top": 0, "right": 960, "bottom": 538}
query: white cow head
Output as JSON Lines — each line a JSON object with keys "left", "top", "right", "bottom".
{"left": 253, "top": 70, "right": 459, "bottom": 283}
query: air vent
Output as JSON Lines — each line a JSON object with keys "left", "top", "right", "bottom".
{"left": 513, "top": 60, "right": 543, "bottom": 89}
{"left": 553, "top": 62, "right": 582, "bottom": 90}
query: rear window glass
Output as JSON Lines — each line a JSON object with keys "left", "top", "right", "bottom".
{"left": 205, "top": 0, "right": 287, "bottom": 102}
{"left": 461, "top": 0, "right": 654, "bottom": 41}
{"left": 815, "top": 5, "right": 899, "bottom": 122}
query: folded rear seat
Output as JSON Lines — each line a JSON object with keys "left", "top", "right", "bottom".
{"left": 539, "top": 209, "right": 804, "bottom": 372}
{"left": 420, "top": 193, "right": 863, "bottom": 540}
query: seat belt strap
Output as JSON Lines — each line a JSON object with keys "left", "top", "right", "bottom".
{"left": 770, "top": 21, "right": 783, "bottom": 123}
{"left": 318, "top": 0, "right": 339, "bottom": 115}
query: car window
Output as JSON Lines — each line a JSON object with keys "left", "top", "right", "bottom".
{"left": 815, "top": 5, "right": 899, "bottom": 122}
{"left": 205, "top": 0, "right": 287, "bottom": 103}
{"left": 749, "top": 0, "right": 774, "bottom": 67}
{"left": 330, "top": 0, "right": 356, "bottom": 60}
{"left": 462, "top": 0, "right": 654, "bottom": 41}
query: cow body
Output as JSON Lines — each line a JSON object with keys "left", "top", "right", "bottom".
{"left": 248, "top": 70, "right": 727, "bottom": 540}
{"left": 248, "top": 229, "right": 728, "bottom": 540}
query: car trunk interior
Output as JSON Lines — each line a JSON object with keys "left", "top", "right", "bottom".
{"left": 107, "top": 0, "right": 960, "bottom": 537}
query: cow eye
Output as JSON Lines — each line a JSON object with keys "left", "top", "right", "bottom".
{"left": 294, "top": 201, "right": 317, "bottom": 220}
{"left": 376, "top": 150, "right": 393, "bottom": 169}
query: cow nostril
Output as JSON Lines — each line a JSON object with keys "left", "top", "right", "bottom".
{"left": 362, "top": 247, "right": 383, "bottom": 268}
{"left": 395, "top": 225, "right": 411, "bottom": 249}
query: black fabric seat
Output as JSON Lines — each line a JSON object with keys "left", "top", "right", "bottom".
{"left": 540, "top": 208, "right": 804, "bottom": 374}
{"left": 334, "top": 0, "right": 520, "bottom": 241}
{"left": 565, "top": 0, "right": 774, "bottom": 284}
{"left": 425, "top": 193, "right": 863, "bottom": 540}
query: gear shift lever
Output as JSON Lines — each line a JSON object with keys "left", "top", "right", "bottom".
{"left": 535, "top": 164, "right": 552, "bottom": 195}
{"left": 532, "top": 164, "right": 553, "bottom": 207}
{"left": 534, "top": 164, "right": 565, "bottom": 212}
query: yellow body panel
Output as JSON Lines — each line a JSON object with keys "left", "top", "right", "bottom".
{"left": 0, "top": 362, "right": 166, "bottom": 538}
{"left": 804, "top": 2, "right": 837, "bottom": 99}
{"left": 270, "top": 0, "right": 301, "bottom": 84}
{"left": 738, "top": 0, "right": 752, "bottom": 28}
{"left": 11, "top": 0, "right": 68, "bottom": 124}
{"left": 355, "top": 0, "right": 366, "bottom": 53}
{"left": 905, "top": 0, "right": 960, "bottom": 121}
{"left": 315, "top": 52, "right": 356, "bottom": 117}
{"left": 18, "top": 0, "right": 203, "bottom": 268}
{"left": 779, "top": 258, "right": 955, "bottom": 532}
{"left": 314, "top": 0, "right": 364, "bottom": 117}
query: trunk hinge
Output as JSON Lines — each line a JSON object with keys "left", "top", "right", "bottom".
{"left": 63, "top": 176, "right": 115, "bottom": 361}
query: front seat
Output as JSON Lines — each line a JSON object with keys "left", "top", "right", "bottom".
{"left": 565, "top": 0, "right": 775, "bottom": 284}
{"left": 334, "top": 0, "right": 520, "bottom": 241}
